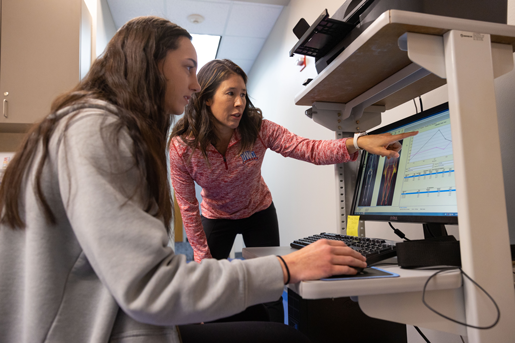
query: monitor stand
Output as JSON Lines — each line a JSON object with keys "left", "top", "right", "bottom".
{"left": 423, "top": 223, "right": 448, "bottom": 239}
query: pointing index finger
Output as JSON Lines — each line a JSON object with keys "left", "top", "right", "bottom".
{"left": 390, "top": 131, "right": 418, "bottom": 142}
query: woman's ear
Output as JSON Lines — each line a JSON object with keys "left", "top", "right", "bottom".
{"left": 206, "top": 98, "right": 212, "bottom": 107}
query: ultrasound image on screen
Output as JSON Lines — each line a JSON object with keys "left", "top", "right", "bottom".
{"left": 376, "top": 140, "right": 403, "bottom": 206}
{"left": 357, "top": 153, "right": 379, "bottom": 207}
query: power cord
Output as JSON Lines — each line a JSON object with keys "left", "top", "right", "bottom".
{"left": 414, "top": 325, "right": 467, "bottom": 343}
{"left": 422, "top": 267, "right": 501, "bottom": 330}
{"left": 388, "top": 222, "right": 410, "bottom": 241}
{"left": 412, "top": 326, "right": 466, "bottom": 343}
{"left": 414, "top": 326, "right": 430, "bottom": 342}
{"left": 388, "top": 223, "right": 432, "bottom": 342}
{"left": 413, "top": 96, "right": 424, "bottom": 113}
{"left": 388, "top": 222, "right": 500, "bottom": 341}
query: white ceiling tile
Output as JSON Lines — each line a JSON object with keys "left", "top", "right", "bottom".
{"left": 164, "top": 0, "right": 231, "bottom": 35}
{"left": 216, "top": 36, "right": 265, "bottom": 60}
{"left": 228, "top": 58, "right": 255, "bottom": 76}
{"left": 224, "top": 3, "right": 282, "bottom": 38}
{"left": 107, "top": 0, "right": 166, "bottom": 29}
{"left": 106, "top": 0, "right": 284, "bottom": 81}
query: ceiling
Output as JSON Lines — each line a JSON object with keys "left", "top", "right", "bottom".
{"left": 106, "top": 0, "right": 289, "bottom": 74}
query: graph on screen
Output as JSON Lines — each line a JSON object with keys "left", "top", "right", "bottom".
{"left": 409, "top": 126, "right": 453, "bottom": 163}
{"left": 398, "top": 110, "right": 456, "bottom": 208}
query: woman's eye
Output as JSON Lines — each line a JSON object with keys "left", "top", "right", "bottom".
{"left": 227, "top": 91, "right": 234, "bottom": 96}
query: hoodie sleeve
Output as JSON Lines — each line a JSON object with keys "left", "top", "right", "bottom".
{"left": 57, "top": 111, "right": 284, "bottom": 325}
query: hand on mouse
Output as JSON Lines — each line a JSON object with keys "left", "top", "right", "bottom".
{"left": 278, "top": 239, "right": 367, "bottom": 284}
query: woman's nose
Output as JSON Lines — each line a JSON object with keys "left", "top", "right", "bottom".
{"left": 191, "top": 76, "right": 201, "bottom": 93}
{"left": 235, "top": 96, "right": 244, "bottom": 107}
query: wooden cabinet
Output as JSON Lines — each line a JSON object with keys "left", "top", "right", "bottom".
{"left": 0, "top": 0, "right": 81, "bottom": 130}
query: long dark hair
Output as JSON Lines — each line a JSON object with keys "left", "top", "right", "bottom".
{"left": 171, "top": 59, "right": 262, "bottom": 161}
{"left": 0, "top": 16, "right": 191, "bottom": 232}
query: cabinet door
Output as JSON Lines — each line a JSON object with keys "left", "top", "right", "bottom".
{"left": 0, "top": 0, "right": 80, "bottom": 126}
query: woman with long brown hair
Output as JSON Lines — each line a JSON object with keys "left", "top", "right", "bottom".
{"left": 169, "top": 59, "right": 417, "bottom": 323}
{"left": 0, "top": 16, "right": 368, "bottom": 343}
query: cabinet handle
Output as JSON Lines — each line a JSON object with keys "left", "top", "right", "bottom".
{"left": 3, "top": 99, "right": 7, "bottom": 118}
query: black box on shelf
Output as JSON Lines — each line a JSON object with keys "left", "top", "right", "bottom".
{"left": 291, "top": 0, "right": 508, "bottom": 74}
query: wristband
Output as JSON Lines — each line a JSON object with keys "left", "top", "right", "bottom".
{"left": 276, "top": 255, "right": 290, "bottom": 285}
{"left": 353, "top": 132, "right": 367, "bottom": 151}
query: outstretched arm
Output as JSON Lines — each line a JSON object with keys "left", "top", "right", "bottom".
{"left": 346, "top": 131, "right": 418, "bottom": 159}
{"left": 262, "top": 119, "right": 359, "bottom": 165}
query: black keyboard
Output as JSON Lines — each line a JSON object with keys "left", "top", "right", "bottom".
{"left": 290, "top": 232, "right": 398, "bottom": 267}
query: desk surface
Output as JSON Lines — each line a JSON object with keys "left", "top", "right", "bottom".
{"left": 242, "top": 246, "right": 462, "bottom": 300}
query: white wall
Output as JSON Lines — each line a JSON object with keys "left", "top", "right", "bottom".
{"left": 95, "top": 0, "right": 117, "bottom": 57}
{"left": 495, "top": 1, "right": 515, "bottom": 244}
{"left": 80, "top": 0, "right": 93, "bottom": 80}
{"left": 84, "top": 0, "right": 117, "bottom": 59}
{"left": 247, "top": 0, "right": 348, "bottom": 247}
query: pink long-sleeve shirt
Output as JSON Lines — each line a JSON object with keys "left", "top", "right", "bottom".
{"left": 169, "top": 120, "right": 358, "bottom": 262}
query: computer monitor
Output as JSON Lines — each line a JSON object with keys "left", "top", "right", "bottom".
{"left": 350, "top": 102, "right": 457, "bottom": 237}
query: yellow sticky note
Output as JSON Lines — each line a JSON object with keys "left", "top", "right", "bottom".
{"left": 347, "top": 215, "right": 360, "bottom": 237}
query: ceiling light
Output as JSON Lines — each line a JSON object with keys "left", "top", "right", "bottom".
{"left": 187, "top": 14, "right": 204, "bottom": 24}
{"left": 191, "top": 34, "right": 221, "bottom": 72}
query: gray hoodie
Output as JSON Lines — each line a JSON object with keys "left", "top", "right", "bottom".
{"left": 0, "top": 103, "right": 284, "bottom": 343}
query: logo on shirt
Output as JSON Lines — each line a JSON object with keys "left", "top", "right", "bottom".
{"left": 241, "top": 151, "right": 258, "bottom": 165}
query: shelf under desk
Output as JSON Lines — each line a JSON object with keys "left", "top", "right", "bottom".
{"left": 243, "top": 246, "right": 466, "bottom": 335}
{"left": 290, "top": 265, "right": 461, "bottom": 299}
{"left": 242, "top": 247, "right": 461, "bottom": 299}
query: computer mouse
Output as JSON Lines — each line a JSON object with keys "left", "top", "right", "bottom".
{"left": 323, "top": 266, "right": 364, "bottom": 279}
{"left": 353, "top": 266, "right": 364, "bottom": 274}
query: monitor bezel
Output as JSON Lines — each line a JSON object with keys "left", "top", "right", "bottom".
{"left": 350, "top": 102, "right": 458, "bottom": 225}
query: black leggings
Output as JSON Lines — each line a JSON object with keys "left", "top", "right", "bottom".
{"left": 179, "top": 322, "right": 312, "bottom": 343}
{"left": 201, "top": 203, "right": 283, "bottom": 323}
{"left": 201, "top": 202, "right": 280, "bottom": 259}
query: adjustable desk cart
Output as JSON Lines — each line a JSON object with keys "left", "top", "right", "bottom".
{"left": 267, "top": 10, "right": 515, "bottom": 343}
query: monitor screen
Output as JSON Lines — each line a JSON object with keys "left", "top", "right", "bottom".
{"left": 351, "top": 102, "right": 458, "bottom": 225}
